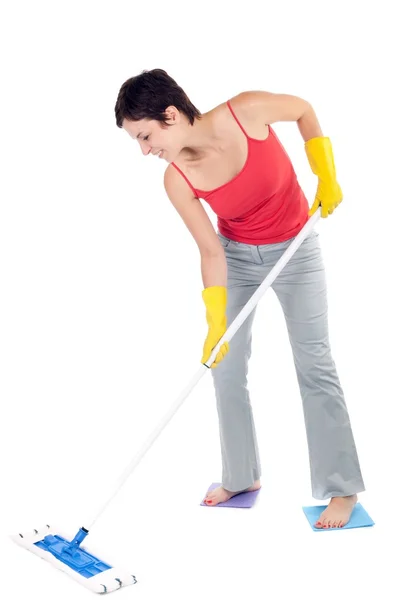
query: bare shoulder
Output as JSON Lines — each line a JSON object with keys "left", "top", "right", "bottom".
{"left": 228, "top": 90, "right": 273, "bottom": 117}
{"left": 163, "top": 162, "right": 178, "bottom": 188}
{"left": 230, "top": 90, "right": 274, "bottom": 107}
{"left": 228, "top": 90, "right": 310, "bottom": 125}
{"left": 225, "top": 91, "right": 275, "bottom": 137}
{"left": 164, "top": 163, "right": 196, "bottom": 199}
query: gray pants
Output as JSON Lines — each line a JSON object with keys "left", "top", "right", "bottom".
{"left": 211, "top": 229, "right": 365, "bottom": 500}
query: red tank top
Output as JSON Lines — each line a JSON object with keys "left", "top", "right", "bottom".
{"left": 171, "top": 100, "right": 309, "bottom": 244}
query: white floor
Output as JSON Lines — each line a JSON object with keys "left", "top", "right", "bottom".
{"left": 2, "top": 1, "right": 399, "bottom": 597}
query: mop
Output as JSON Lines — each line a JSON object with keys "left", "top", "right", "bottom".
{"left": 11, "top": 210, "right": 322, "bottom": 593}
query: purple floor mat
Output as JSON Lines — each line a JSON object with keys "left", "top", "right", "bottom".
{"left": 200, "top": 482, "right": 261, "bottom": 508}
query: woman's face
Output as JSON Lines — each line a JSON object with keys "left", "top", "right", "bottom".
{"left": 122, "top": 106, "right": 185, "bottom": 163}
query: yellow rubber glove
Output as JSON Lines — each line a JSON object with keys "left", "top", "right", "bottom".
{"left": 306, "top": 137, "right": 343, "bottom": 218}
{"left": 201, "top": 286, "right": 230, "bottom": 368}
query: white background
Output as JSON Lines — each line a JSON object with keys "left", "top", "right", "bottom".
{"left": 1, "top": 1, "right": 399, "bottom": 598}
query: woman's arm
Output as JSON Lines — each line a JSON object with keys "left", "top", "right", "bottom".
{"left": 164, "top": 165, "right": 229, "bottom": 367}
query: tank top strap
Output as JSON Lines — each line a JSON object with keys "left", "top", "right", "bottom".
{"left": 227, "top": 99, "right": 250, "bottom": 138}
{"left": 171, "top": 162, "right": 198, "bottom": 196}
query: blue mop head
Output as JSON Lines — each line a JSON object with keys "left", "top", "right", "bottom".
{"left": 11, "top": 525, "right": 137, "bottom": 593}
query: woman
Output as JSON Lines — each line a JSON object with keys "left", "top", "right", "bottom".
{"left": 114, "top": 69, "right": 365, "bottom": 529}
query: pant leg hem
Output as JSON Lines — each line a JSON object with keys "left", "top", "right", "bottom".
{"left": 222, "top": 472, "right": 261, "bottom": 493}
{"left": 312, "top": 481, "right": 366, "bottom": 501}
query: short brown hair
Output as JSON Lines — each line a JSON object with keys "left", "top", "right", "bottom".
{"left": 115, "top": 69, "right": 202, "bottom": 128}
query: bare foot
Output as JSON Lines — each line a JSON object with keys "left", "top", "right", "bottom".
{"left": 315, "top": 494, "right": 358, "bottom": 529}
{"left": 204, "top": 480, "right": 261, "bottom": 506}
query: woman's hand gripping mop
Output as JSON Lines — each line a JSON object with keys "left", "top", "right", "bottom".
{"left": 11, "top": 210, "right": 321, "bottom": 593}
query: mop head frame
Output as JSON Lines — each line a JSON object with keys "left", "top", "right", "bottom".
{"left": 11, "top": 525, "right": 137, "bottom": 594}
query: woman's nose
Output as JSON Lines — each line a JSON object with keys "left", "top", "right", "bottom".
{"left": 139, "top": 141, "right": 152, "bottom": 156}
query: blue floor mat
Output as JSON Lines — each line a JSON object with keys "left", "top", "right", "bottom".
{"left": 302, "top": 502, "right": 375, "bottom": 531}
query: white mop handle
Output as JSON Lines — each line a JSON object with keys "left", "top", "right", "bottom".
{"left": 86, "top": 366, "right": 208, "bottom": 529}
{"left": 204, "top": 209, "right": 321, "bottom": 367}
{"left": 86, "top": 208, "right": 321, "bottom": 530}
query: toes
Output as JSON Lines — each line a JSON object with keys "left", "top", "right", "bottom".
{"left": 316, "top": 514, "right": 347, "bottom": 529}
